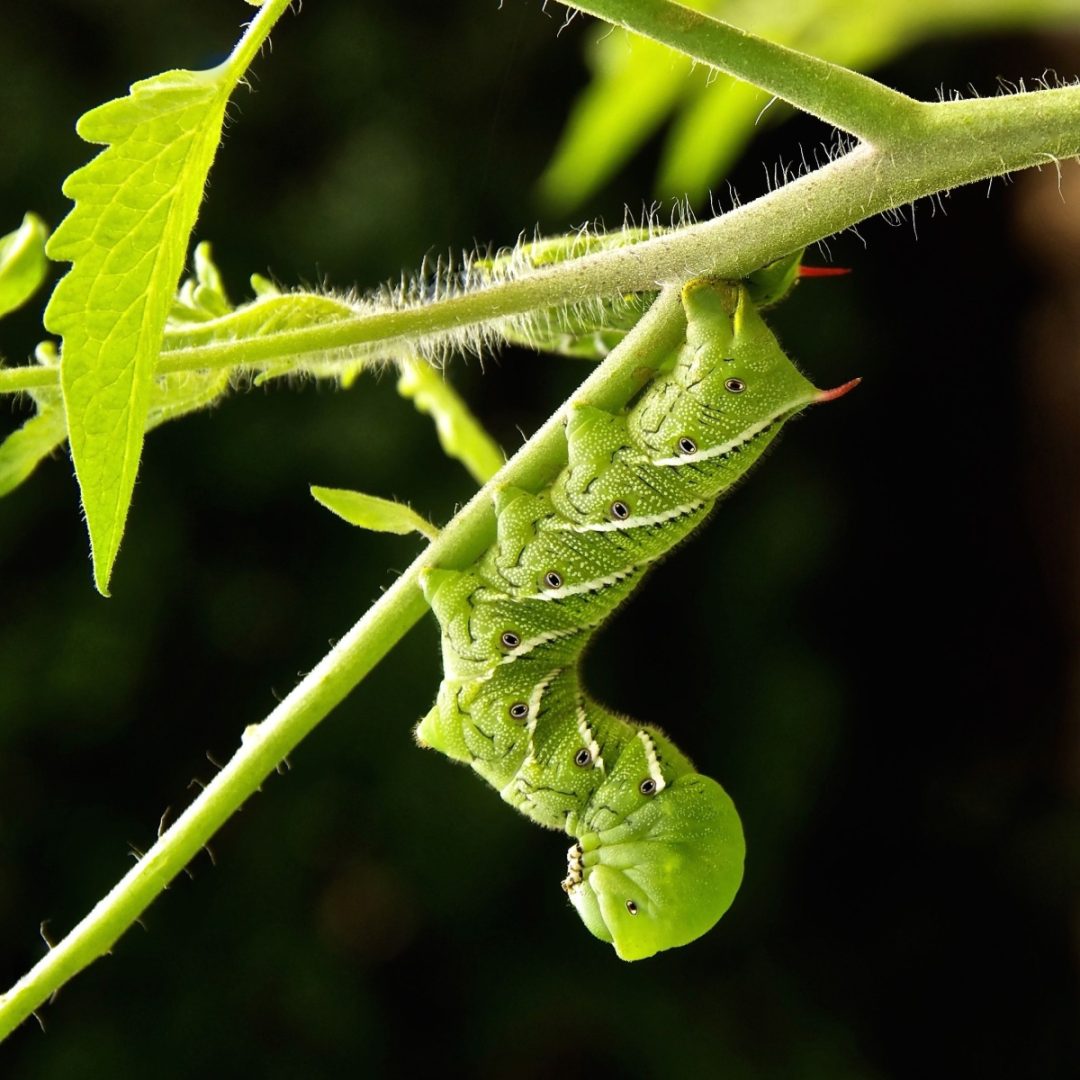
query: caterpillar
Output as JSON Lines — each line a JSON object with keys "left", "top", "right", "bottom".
{"left": 416, "top": 269, "right": 857, "bottom": 961}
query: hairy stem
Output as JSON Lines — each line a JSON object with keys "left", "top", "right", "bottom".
{"left": 559, "top": 0, "right": 925, "bottom": 143}
{"left": 0, "top": 288, "right": 686, "bottom": 1041}
{"left": 228, "top": 0, "right": 295, "bottom": 74}
{"left": 4, "top": 0, "right": 1079, "bottom": 1034}
{"left": 2, "top": 82, "right": 1077, "bottom": 399}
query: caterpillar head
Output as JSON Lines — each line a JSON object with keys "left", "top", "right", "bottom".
{"left": 564, "top": 729, "right": 745, "bottom": 960}
{"left": 630, "top": 280, "right": 856, "bottom": 466}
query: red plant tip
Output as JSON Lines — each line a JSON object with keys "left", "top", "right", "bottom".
{"left": 814, "top": 377, "right": 861, "bottom": 403}
{"left": 798, "top": 265, "right": 851, "bottom": 278}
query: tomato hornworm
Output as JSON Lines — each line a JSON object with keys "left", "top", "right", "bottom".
{"left": 417, "top": 262, "right": 857, "bottom": 960}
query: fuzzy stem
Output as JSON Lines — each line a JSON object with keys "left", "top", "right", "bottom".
{"left": 0, "top": 287, "right": 686, "bottom": 1041}
{"left": 558, "top": 0, "right": 926, "bottom": 143}
{"left": 3, "top": 0, "right": 1079, "bottom": 1036}
{"left": 0, "top": 366, "right": 54, "bottom": 392}
{"left": 2, "top": 87, "right": 1078, "bottom": 398}
{"left": 228, "top": 0, "right": 295, "bottom": 74}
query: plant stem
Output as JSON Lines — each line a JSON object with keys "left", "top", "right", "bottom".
{"left": 3, "top": 0, "right": 1078, "bottom": 1038}
{"left": 3, "top": 81, "right": 1077, "bottom": 400}
{"left": 228, "top": 0, "right": 295, "bottom": 75}
{"left": 0, "top": 287, "right": 686, "bottom": 1041}
{"left": 0, "top": 366, "right": 54, "bottom": 392}
{"left": 559, "top": 0, "right": 926, "bottom": 144}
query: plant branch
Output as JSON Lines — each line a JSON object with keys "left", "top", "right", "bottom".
{"left": 3, "top": 81, "right": 1077, "bottom": 400}
{"left": 0, "top": 366, "right": 54, "bottom": 392}
{"left": 0, "top": 287, "right": 686, "bottom": 1041}
{"left": 3, "top": 0, "right": 1079, "bottom": 1037}
{"left": 558, "top": 0, "right": 927, "bottom": 144}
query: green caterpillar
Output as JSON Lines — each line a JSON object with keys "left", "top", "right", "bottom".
{"left": 417, "top": 268, "right": 857, "bottom": 961}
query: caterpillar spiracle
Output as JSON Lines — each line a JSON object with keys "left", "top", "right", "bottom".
{"left": 417, "top": 273, "right": 858, "bottom": 961}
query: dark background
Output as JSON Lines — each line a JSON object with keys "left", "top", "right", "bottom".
{"left": 1, "top": 2, "right": 1078, "bottom": 1076}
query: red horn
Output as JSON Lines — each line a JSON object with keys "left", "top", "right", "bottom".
{"left": 798, "top": 265, "right": 851, "bottom": 278}
{"left": 814, "top": 377, "right": 861, "bottom": 403}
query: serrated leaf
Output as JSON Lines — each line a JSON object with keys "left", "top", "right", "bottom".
{"left": 0, "top": 213, "right": 49, "bottom": 319}
{"left": 310, "top": 486, "right": 439, "bottom": 541}
{"left": 45, "top": 38, "right": 272, "bottom": 594}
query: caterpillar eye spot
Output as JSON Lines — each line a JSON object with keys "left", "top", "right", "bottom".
{"left": 677, "top": 436, "right": 697, "bottom": 456}
{"left": 639, "top": 778, "right": 658, "bottom": 796}
{"left": 574, "top": 747, "right": 592, "bottom": 767}
{"left": 543, "top": 570, "right": 563, "bottom": 590}
{"left": 500, "top": 631, "right": 521, "bottom": 650}
{"left": 509, "top": 702, "right": 529, "bottom": 720}
{"left": 625, "top": 900, "right": 639, "bottom": 916}
{"left": 725, "top": 378, "right": 745, "bottom": 393}
{"left": 610, "top": 501, "right": 630, "bottom": 520}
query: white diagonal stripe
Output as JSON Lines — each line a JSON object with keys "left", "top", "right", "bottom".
{"left": 575, "top": 703, "right": 603, "bottom": 773}
{"left": 637, "top": 730, "right": 667, "bottom": 794}
{"left": 552, "top": 500, "right": 706, "bottom": 534}
{"left": 649, "top": 417, "right": 772, "bottom": 466}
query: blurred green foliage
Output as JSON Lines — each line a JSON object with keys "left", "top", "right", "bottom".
{"left": 0, "top": 1, "right": 1077, "bottom": 1077}
{"left": 541, "top": 0, "right": 1080, "bottom": 210}
{"left": 0, "top": 213, "right": 48, "bottom": 320}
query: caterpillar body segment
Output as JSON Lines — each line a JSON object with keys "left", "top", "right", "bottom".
{"left": 418, "top": 275, "right": 856, "bottom": 960}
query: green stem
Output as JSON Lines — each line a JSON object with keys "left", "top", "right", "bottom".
{"left": 3, "top": 0, "right": 1078, "bottom": 1037}
{"left": 560, "top": 0, "right": 926, "bottom": 143}
{"left": 228, "top": 0, "right": 295, "bottom": 74}
{"left": 0, "top": 366, "right": 54, "bottom": 392}
{"left": 2, "top": 84, "right": 1078, "bottom": 399}
{"left": 3, "top": 83, "right": 1077, "bottom": 399}
{"left": 0, "top": 287, "right": 686, "bottom": 1041}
